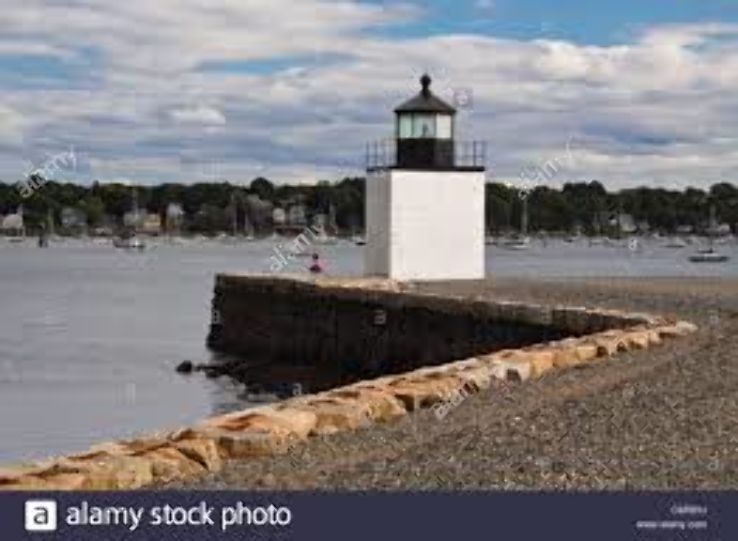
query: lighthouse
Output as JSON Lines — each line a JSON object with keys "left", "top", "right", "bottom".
{"left": 364, "top": 74, "right": 486, "bottom": 280}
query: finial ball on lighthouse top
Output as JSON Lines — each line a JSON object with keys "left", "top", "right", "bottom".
{"left": 420, "top": 73, "right": 432, "bottom": 96}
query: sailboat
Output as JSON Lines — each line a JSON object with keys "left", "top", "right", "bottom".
{"left": 38, "top": 209, "right": 54, "bottom": 248}
{"left": 243, "top": 213, "right": 256, "bottom": 241}
{"left": 688, "top": 205, "right": 729, "bottom": 263}
{"left": 351, "top": 227, "right": 366, "bottom": 246}
{"left": 689, "top": 247, "right": 729, "bottom": 263}
{"left": 226, "top": 192, "right": 239, "bottom": 243}
{"left": 313, "top": 228, "right": 338, "bottom": 245}
{"left": 503, "top": 197, "right": 531, "bottom": 250}
{"left": 113, "top": 235, "right": 145, "bottom": 250}
{"left": 664, "top": 236, "right": 688, "bottom": 249}
{"left": 225, "top": 191, "right": 255, "bottom": 242}
{"left": 114, "top": 186, "right": 146, "bottom": 250}
{"left": 313, "top": 204, "right": 339, "bottom": 245}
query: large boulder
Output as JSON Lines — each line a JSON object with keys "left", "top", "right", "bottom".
{"left": 33, "top": 454, "right": 154, "bottom": 490}
{"left": 382, "top": 372, "right": 465, "bottom": 411}
{"left": 325, "top": 387, "right": 407, "bottom": 423}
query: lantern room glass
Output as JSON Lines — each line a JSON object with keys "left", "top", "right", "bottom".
{"left": 396, "top": 113, "right": 454, "bottom": 140}
{"left": 436, "top": 114, "right": 452, "bottom": 139}
{"left": 398, "top": 115, "right": 413, "bottom": 138}
{"left": 413, "top": 114, "right": 435, "bottom": 138}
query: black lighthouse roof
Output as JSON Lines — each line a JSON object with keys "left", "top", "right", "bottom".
{"left": 394, "top": 74, "right": 456, "bottom": 115}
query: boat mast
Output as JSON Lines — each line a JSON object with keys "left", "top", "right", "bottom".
{"left": 708, "top": 203, "right": 717, "bottom": 250}
{"left": 46, "top": 208, "right": 54, "bottom": 236}
{"left": 521, "top": 196, "right": 528, "bottom": 236}
{"left": 231, "top": 191, "right": 238, "bottom": 236}
{"left": 131, "top": 185, "right": 139, "bottom": 234}
{"left": 328, "top": 203, "right": 338, "bottom": 236}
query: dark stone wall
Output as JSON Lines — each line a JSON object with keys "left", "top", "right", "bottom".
{"left": 207, "top": 276, "right": 575, "bottom": 380}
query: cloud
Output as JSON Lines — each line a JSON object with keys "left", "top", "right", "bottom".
{"left": 169, "top": 106, "right": 226, "bottom": 126}
{"left": 475, "top": 0, "right": 495, "bottom": 10}
{"left": 0, "top": 105, "right": 24, "bottom": 147}
{"left": 0, "top": 2, "right": 736, "bottom": 189}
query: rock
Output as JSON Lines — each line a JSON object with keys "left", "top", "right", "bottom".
{"left": 283, "top": 396, "right": 373, "bottom": 434}
{"left": 175, "top": 360, "right": 194, "bottom": 374}
{"left": 0, "top": 466, "right": 43, "bottom": 489}
{"left": 194, "top": 426, "right": 298, "bottom": 458}
{"left": 572, "top": 340, "right": 600, "bottom": 363}
{"left": 645, "top": 328, "right": 663, "bottom": 346}
{"left": 586, "top": 330, "right": 628, "bottom": 356}
{"left": 7, "top": 473, "right": 86, "bottom": 490}
{"left": 326, "top": 387, "right": 407, "bottom": 422}
{"left": 36, "top": 455, "right": 154, "bottom": 490}
{"left": 523, "top": 349, "right": 556, "bottom": 377}
{"left": 549, "top": 343, "right": 582, "bottom": 368}
{"left": 656, "top": 321, "right": 698, "bottom": 338}
{"left": 172, "top": 437, "right": 223, "bottom": 472}
{"left": 547, "top": 338, "right": 599, "bottom": 368}
{"left": 450, "top": 363, "right": 494, "bottom": 390}
{"left": 398, "top": 360, "right": 490, "bottom": 391}
{"left": 87, "top": 436, "right": 168, "bottom": 457}
{"left": 620, "top": 329, "right": 652, "bottom": 349}
{"left": 622, "top": 312, "right": 666, "bottom": 327}
{"left": 676, "top": 320, "right": 699, "bottom": 334}
{"left": 253, "top": 407, "right": 318, "bottom": 439}
{"left": 489, "top": 358, "right": 532, "bottom": 382}
{"left": 201, "top": 408, "right": 317, "bottom": 442}
{"left": 483, "top": 350, "right": 535, "bottom": 382}
{"left": 135, "top": 447, "right": 206, "bottom": 483}
{"left": 384, "top": 373, "right": 465, "bottom": 411}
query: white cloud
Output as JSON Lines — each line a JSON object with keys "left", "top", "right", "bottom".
{"left": 169, "top": 106, "right": 226, "bottom": 126}
{"left": 0, "top": 105, "right": 24, "bottom": 147}
{"left": 0, "top": 2, "right": 737, "bottom": 189}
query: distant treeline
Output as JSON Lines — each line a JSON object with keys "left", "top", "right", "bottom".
{"left": 1, "top": 176, "right": 736, "bottom": 234}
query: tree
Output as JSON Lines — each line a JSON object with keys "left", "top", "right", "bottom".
{"left": 81, "top": 196, "right": 106, "bottom": 228}
{"left": 250, "top": 177, "right": 275, "bottom": 202}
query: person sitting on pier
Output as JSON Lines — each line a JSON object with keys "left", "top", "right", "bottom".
{"left": 309, "top": 253, "right": 324, "bottom": 274}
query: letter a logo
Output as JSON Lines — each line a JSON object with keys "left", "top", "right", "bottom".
{"left": 25, "top": 500, "right": 57, "bottom": 532}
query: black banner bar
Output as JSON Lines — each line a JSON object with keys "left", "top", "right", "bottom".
{"left": 7, "top": 491, "right": 732, "bottom": 540}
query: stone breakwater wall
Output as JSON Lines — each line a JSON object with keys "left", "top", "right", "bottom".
{"left": 207, "top": 274, "right": 653, "bottom": 378}
{"left": 0, "top": 276, "right": 698, "bottom": 490}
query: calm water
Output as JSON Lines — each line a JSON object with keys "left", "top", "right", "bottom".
{"left": 0, "top": 236, "right": 735, "bottom": 462}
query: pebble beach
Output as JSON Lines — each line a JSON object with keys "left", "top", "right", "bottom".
{"left": 172, "top": 277, "right": 738, "bottom": 490}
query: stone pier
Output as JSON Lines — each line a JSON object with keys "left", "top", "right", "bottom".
{"left": 0, "top": 275, "right": 698, "bottom": 490}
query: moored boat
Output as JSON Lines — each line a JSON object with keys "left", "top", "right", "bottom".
{"left": 113, "top": 235, "right": 146, "bottom": 250}
{"left": 664, "top": 237, "right": 688, "bottom": 248}
{"left": 688, "top": 205, "right": 730, "bottom": 263}
{"left": 688, "top": 247, "right": 729, "bottom": 263}
{"left": 502, "top": 235, "right": 531, "bottom": 250}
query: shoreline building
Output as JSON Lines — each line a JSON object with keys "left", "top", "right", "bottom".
{"left": 364, "top": 74, "right": 486, "bottom": 280}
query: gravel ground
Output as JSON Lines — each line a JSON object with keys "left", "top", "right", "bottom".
{"left": 171, "top": 277, "right": 738, "bottom": 490}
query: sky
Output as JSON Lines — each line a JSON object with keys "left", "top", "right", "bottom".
{"left": 2, "top": 0, "right": 738, "bottom": 189}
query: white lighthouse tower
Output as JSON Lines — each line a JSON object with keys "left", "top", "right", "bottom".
{"left": 364, "top": 74, "right": 486, "bottom": 280}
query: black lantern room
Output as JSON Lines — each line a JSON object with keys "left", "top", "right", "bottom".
{"left": 394, "top": 74, "right": 457, "bottom": 169}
